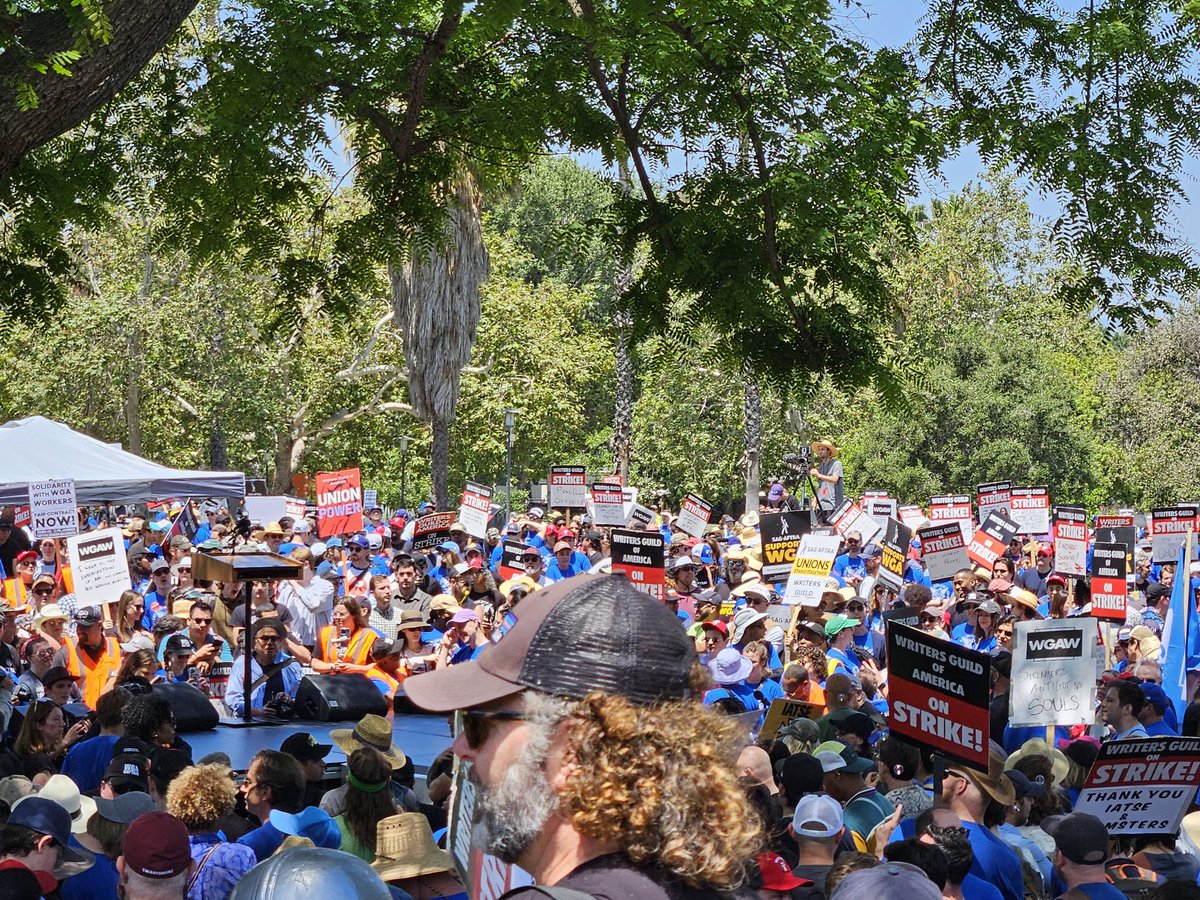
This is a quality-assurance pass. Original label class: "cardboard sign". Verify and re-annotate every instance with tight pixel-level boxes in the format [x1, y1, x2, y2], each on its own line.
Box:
[66, 528, 131, 610]
[1073, 737, 1200, 834]
[591, 482, 626, 527]
[759, 698, 815, 741]
[783, 534, 841, 606]
[917, 522, 971, 582]
[1095, 519, 1137, 589]
[457, 482, 493, 540]
[976, 481, 1012, 527]
[759, 511, 810, 584]
[1009, 487, 1051, 535]
[411, 512, 455, 552]
[609, 528, 665, 601]
[548, 466, 587, 509]
[626, 503, 656, 528]
[315, 468, 363, 538]
[362, 489, 379, 511]
[864, 492, 897, 530]
[828, 499, 882, 547]
[1052, 506, 1089, 577]
[13, 506, 30, 528]
[1009, 619, 1099, 727]
[1090, 542, 1129, 621]
[899, 504, 927, 530]
[930, 494, 974, 543]
[28, 479, 77, 539]
[877, 517, 912, 593]
[243, 495, 307, 527]
[497, 541, 527, 581]
[966, 511, 1020, 570]
[676, 493, 713, 539]
[887, 622, 992, 771]
[1152, 508, 1194, 563]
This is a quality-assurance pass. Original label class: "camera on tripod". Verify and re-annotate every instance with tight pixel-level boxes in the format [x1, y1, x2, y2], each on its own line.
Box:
[781, 448, 812, 472]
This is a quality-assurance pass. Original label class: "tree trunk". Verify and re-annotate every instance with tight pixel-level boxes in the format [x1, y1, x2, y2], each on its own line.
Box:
[125, 325, 142, 456]
[610, 157, 634, 480]
[208, 418, 228, 470]
[0, 1, 200, 180]
[272, 431, 297, 495]
[431, 417, 450, 509]
[743, 358, 762, 516]
[390, 171, 488, 513]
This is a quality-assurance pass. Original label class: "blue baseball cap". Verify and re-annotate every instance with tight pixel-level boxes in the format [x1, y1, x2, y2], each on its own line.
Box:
[8, 797, 92, 864]
[347, 534, 370, 550]
[418, 502, 434, 512]
[1140, 682, 1171, 713]
[325, 537, 343, 549]
[268, 807, 342, 849]
[437, 541, 461, 554]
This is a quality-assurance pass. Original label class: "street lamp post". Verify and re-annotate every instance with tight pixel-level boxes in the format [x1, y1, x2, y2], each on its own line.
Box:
[503, 409, 516, 524]
[399, 435, 410, 510]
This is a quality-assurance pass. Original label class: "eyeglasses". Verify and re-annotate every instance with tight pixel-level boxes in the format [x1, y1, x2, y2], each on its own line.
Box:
[461, 708, 531, 749]
[256, 635, 282, 644]
[32, 588, 54, 597]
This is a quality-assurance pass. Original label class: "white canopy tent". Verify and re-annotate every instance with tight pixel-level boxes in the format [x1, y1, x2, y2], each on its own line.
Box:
[0, 416, 245, 505]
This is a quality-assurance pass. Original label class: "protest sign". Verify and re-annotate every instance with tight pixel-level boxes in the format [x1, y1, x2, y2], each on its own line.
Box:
[976, 481, 1012, 527]
[1052, 506, 1088, 577]
[590, 482, 626, 527]
[548, 466, 587, 509]
[1090, 542, 1129, 621]
[828, 498, 882, 547]
[1151, 508, 1193, 563]
[27, 479, 77, 539]
[621, 486, 639, 522]
[1095, 517, 1137, 588]
[243, 495, 306, 527]
[609, 528, 665, 601]
[1073, 737, 1200, 835]
[458, 482, 493, 539]
[1009, 619, 1098, 728]
[863, 491, 897, 530]
[12, 507, 30, 529]
[765, 603, 793, 638]
[66, 528, 130, 610]
[759, 698, 816, 741]
[899, 504, 927, 530]
[759, 511, 810, 584]
[411, 512, 455, 552]
[362, 489, 378, 510]
[917, 522, 971, 582]
[887, 622, 992, 771]
[676, 493, 713, 538]
[783, 534, 841, 606]
[877, 517, 912, 593]
[597, 474, 623, 486]
[497, 541, 527, 581]
[930, 494, 974, 542]
[626, 503, 656, 528]
[882, 606, 922, 631]
[1009, 487, 1051, 535]
[315, 468, 363, 538]
[966, 510, 1020, 571]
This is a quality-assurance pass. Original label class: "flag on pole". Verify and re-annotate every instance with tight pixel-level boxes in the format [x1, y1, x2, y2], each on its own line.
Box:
[163, 500, 199, 546]
[1161, 529, 1195, 719]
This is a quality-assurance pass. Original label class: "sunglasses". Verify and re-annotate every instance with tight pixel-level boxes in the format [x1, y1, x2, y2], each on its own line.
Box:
[32, 588, 54, 597]
[461, 708, 531, 750]
[191, 617, 212, 625]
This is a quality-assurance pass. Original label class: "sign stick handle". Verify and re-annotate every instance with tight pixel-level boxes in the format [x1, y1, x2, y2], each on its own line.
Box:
[1045, 724, 1055, 746]
[933, 755, 944, 805]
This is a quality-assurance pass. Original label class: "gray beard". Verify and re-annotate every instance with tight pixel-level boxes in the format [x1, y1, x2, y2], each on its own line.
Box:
[471, 751, 558, 863]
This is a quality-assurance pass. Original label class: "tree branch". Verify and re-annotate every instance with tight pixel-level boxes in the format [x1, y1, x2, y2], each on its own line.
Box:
[0, 1, 199, 181]
[334, 308, 398, 380]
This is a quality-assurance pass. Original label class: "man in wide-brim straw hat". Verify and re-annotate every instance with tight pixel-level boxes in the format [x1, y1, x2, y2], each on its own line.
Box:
[808, 438, 844, 515]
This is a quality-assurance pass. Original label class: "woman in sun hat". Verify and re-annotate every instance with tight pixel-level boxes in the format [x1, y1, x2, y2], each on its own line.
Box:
[702, 647, 763, 713]
[321, 714, 420, 819]
[333, 748, 398, 862]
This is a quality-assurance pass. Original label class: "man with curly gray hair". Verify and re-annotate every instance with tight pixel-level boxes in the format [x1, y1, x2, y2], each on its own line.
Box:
[406, 574, 761, 899]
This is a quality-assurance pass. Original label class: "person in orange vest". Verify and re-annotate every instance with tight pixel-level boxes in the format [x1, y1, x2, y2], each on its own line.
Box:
[2, 550, 38, 611]
[364, 641, 403, 701]
[55, 606, 121, 709]
[313, 597, 376, 675]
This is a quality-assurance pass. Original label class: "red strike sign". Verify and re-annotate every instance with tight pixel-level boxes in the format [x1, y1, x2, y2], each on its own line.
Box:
[315, 468, 363, 538]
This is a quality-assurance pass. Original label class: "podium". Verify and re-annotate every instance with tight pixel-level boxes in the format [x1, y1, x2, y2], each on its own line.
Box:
[193, 551, 303, 724]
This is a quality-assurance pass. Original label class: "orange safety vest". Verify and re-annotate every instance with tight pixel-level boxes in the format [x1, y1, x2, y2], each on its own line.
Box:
[1, 579, 30, 610]
[58, 566, 73, 596]
[63, 635, 121, 709]
[318, 625, 376, 665]
[365, 664, 399, 696]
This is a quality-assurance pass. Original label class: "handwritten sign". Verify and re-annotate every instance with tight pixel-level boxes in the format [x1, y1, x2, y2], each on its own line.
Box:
[1009, 619, 1098, 728]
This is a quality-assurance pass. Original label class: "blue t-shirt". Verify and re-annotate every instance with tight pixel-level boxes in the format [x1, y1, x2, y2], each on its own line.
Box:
[60, 734, 120, 795]
[963, 819, 1024, 900]
[61, 844, 118, 900]
[1145, 719, 1177, 737]
[545, 561, 587, 583]
[1063, 883, 1129, 900]
[703, 681, 761, 713]
[832, 553, 866, 585]
[238, 822, 285, 863]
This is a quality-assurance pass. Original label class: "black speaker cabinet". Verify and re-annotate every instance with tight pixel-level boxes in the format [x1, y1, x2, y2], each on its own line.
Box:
[151, 682, 219, 732]
[294, 674, 387, 722]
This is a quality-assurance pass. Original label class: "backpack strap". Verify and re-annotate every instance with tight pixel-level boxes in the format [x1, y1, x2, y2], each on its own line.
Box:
[187, 842, 222, 893]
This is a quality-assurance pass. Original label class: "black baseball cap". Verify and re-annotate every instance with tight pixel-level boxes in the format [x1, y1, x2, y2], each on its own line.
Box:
[40, 666, 73, 689]
[110, 737, 152, 760]
[1051, 813, 1110, 865]
[404, 574, 698, 711]
[74, 607, 102, 628]
[104, 754, 149, 791]
[280, 732, 333, 763]
[163, 634, 196, 658]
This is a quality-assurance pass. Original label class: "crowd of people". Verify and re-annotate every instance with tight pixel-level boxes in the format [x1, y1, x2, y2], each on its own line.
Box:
[0, 450, 1196, 899]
